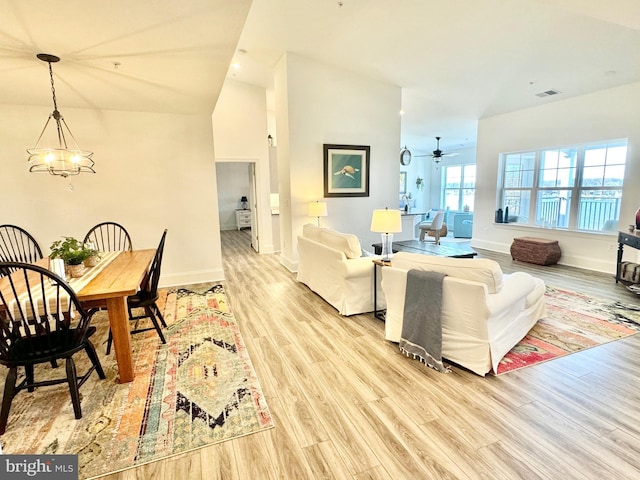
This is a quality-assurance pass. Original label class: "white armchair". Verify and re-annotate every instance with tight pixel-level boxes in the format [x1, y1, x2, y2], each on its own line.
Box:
[297, 224, 383, 315]
[419, 210, 445, 243]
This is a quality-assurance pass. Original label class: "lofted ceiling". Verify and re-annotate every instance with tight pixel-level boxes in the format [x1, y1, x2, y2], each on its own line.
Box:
[0, 0, 251, 114]
[233, 0, 640, 155]
[1, 0, 639, 157]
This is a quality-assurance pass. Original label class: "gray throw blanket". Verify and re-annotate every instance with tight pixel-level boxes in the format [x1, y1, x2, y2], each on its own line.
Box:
[399, 269, 450, 373]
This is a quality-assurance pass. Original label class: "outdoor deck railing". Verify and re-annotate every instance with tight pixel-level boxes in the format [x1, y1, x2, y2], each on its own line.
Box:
[507, 197, 621, 231]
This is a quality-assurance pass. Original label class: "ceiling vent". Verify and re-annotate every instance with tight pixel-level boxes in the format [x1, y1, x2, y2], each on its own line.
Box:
[535, 89, 561, 97]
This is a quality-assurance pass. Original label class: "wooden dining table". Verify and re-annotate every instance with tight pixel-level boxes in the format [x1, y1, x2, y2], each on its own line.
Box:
[33, 249, 156, 383]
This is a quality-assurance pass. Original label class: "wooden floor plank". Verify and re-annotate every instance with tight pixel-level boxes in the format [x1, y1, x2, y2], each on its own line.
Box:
[302, 441, 355, 480]
[198, 441, 240, 480]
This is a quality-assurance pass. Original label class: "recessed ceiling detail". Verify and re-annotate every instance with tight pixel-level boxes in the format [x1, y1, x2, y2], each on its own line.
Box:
[535, 89, 562, 98]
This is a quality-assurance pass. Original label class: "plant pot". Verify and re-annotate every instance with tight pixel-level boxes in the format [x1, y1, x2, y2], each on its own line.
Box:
[68, 263, 86, 278]
[84, 255, 100, 268]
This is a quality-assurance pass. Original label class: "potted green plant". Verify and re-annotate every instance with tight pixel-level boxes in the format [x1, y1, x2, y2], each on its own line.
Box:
[49, 237, 91, 277]
[83, 245, 101, 268]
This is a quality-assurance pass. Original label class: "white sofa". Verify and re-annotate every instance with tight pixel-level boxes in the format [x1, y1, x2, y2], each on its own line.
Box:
[297, 224, 383, 315]
[382, 252, 546, 376]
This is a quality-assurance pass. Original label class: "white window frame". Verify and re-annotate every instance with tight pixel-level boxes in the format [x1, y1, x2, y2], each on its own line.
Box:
[497, 139, 627, 232]
[442, 164, 476, 212]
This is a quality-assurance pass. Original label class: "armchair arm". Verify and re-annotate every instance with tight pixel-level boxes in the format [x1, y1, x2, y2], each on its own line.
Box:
[485, 272, 535, 316]
[338, 256, 381, 279]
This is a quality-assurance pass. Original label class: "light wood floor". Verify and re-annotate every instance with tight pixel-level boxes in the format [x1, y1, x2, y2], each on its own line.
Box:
[106, 230, 640, 480]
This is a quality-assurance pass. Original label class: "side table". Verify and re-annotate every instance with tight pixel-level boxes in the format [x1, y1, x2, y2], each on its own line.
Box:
[235, 209, 252, 230]
[372, 259, 391, 320]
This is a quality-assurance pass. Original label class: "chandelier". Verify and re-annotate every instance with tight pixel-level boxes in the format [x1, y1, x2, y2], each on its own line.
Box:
[27, 53, 95, 177]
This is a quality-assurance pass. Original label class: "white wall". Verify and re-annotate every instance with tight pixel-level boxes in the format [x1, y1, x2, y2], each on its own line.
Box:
[473, 81, 640, 272]
[274, 55, 293, 267]
[0, 104, 224, 286]
[212, 80, 275, 252]
[275, 53, 402, 269]
[268, 146, 281, 252]
[399, 155, 427, 213]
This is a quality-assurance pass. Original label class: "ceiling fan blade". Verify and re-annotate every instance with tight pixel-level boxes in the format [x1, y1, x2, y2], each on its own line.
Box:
[410, 137, 458, 160]
[414, 135, 459, 158]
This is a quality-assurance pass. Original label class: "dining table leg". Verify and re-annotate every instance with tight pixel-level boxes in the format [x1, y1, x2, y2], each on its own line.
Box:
[105, 296, 134, 383]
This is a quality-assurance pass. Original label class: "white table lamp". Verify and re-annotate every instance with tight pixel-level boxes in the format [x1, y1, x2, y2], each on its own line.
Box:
[308, 201, 328, 227]
[370, 207, 402, 261]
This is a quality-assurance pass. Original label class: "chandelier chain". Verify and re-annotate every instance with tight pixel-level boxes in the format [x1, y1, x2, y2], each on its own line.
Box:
[47, 60, 58, 113]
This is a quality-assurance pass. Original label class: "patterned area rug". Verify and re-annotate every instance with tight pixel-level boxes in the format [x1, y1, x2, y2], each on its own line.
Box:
[0, 283, 273, 479]
[495, 285, 640, 374]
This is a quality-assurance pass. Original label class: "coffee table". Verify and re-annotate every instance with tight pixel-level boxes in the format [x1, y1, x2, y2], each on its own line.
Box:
[371, 239, 477, 258]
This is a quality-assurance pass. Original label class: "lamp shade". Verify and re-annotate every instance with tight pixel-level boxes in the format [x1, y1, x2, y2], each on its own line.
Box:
[370, 208, 402, 233]
[308, 201, 328, 218]
[240, 196, 248, 202]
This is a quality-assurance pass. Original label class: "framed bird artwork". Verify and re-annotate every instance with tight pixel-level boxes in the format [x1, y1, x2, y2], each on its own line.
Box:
[323, 144, 370, 197]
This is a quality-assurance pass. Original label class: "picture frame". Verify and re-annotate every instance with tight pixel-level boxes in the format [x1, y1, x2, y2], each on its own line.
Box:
[323, 144, 370, 197]
[399, 171, 407, 194]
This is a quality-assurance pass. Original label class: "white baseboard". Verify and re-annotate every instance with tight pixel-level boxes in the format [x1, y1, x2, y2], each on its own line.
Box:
[160, 268, 225, 288]
[470, 239, 510, 254]
[279, 253, 298, 273]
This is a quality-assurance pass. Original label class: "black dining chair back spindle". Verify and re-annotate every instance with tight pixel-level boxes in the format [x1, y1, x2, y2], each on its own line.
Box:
[83, 222, 133, 252]
[0, 225, 44, 273]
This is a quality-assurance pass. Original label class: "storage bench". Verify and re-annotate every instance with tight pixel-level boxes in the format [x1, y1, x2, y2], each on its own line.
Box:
[510, 237, 561, 266]
[620, 261, 640, 284]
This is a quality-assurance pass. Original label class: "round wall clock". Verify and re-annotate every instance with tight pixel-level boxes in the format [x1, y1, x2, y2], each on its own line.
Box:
[400, 146, 412, 165]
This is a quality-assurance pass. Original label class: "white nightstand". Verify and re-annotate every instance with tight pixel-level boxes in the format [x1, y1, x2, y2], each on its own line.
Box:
[235, 209, 252, 230]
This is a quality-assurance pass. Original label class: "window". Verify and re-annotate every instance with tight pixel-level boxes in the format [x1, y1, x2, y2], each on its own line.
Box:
[498, 140, 627, 231]
[443, 164, 476, 211]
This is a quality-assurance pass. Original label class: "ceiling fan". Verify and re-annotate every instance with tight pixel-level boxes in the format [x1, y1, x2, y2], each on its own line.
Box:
[415, 137, 460, 163]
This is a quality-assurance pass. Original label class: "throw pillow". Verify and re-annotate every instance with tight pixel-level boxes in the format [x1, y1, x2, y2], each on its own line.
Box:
[320, 229, 362, 259]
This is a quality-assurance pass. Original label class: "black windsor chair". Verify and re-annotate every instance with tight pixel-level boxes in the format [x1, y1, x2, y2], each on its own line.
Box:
[106, 229, 168, 354]
[0, 262, 106, 435]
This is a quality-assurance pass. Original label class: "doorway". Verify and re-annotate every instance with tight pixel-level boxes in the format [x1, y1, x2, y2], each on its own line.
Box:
[215, 161, 259, 252]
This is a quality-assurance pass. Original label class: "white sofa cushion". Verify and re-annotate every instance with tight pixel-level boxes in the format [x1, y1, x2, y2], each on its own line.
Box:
[319, 229, 362, 259]
[302, 223, 325, 242]
[391, 252, 504, 293]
